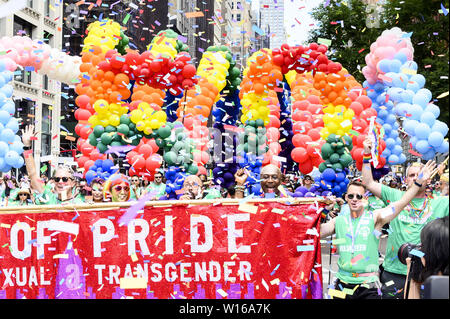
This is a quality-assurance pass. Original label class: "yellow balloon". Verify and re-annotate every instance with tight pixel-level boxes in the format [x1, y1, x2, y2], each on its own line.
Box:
[135, 121, 145, 131]
[109, 114, 120, 126]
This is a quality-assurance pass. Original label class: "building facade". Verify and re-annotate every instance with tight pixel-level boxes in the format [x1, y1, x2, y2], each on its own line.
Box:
[259, 0, 286, 49]
[0, 0, 64, 176]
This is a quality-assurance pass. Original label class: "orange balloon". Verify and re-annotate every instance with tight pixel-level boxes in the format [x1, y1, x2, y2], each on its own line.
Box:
[90, 56, 102, 66]
[104, 71, 115, 82]
[253, 83, 265, 94]
[79, 63, 91, 73]
[114, 74, 129, 87]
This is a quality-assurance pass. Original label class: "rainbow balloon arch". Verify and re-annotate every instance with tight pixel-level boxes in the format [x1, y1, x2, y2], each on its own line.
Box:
[0, 21, 448, 198]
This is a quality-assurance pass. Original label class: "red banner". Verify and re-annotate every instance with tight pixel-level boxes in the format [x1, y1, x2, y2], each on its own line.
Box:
[0, 200, 323, 299]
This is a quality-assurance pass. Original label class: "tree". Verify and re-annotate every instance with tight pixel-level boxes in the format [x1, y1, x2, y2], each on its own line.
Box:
[308, 0, 449, 124]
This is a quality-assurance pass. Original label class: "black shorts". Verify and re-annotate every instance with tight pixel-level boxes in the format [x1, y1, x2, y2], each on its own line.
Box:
[334, 279, 382, 300]
[380, 268, 407, 299]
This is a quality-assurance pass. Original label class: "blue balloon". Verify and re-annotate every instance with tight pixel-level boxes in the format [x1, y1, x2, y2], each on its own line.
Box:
[389, 59, 402, 73]
[410, 136, 418, 148]
[388, 154, 399, 164]
[377, 59, 391, 73]
[395, 102, 409, 116]
[394, 52, 407, 64]
[403, 119, 418, 135]
[420, 111, 436, 128]
[0, 128, 14, 143]
[425, 104, 440, 118]
[382, 148, 391, 158]
[322, 168, 336, 182]
[412, 93, 430, 108]
[335, 172, 345, 183]
[406, 81, 420, 93]
[5, 117, 19, 133]
[414, 123, 431, 140]
[385, 138, 395, 149]
[410, 74, 426, 88]
[422, 150, 435, 161]
[431, 120, 449, 136]
[102, 159, 114, 171]
[0, 109, 10, 125]
[9, 140, 23, 154]
[0, 141, 8, 157]
[4, 150, 19, 166]
[85, 170, 96, 184]
[392, 74, 408, 89]
[402, 60, 418, 71]
[393, 145, 403, 156]
[0, 60, 6, 72]
[398, 153, 407, 164]
[409, 104, 423, 120]
[386, 114, 396, 125]
[374, 82, 385, 92]
[0, 100, 15, 115]
[378, 109, 388, 119]
[416, 140, 430, 154]
[436, 140, 449, 154]
[383, 123, 392, 135]
[428, 131, 444, 148]
[401, 90, 415, 104]
[417, 88, 432, 101]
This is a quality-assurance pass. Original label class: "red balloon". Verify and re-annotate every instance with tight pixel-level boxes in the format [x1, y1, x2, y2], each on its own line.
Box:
[75, 95, 90, 109]
[349, 101, 363, 116]
[84, 160, 95, 171]
[74, 108, 91, 121]
[299, 159, 313, 174]
[307, 128, 321, 141]
[291, 147, 308, 163]
[182, 64, 196, 78]
[356, 95, 372, 109]
[352, 147, 364, 163]
[131, 155, 145, 170]
[138, 144, 153, 158]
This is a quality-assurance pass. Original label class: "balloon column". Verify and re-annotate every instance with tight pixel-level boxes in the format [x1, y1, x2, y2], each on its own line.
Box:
[0, 60, 24, 172]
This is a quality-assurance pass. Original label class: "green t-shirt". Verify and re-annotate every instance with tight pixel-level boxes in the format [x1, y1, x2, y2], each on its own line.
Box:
[34, 187, 84, 205]
[202, 188, 222, 199]
[367, 195, 386, 211]
[146, 183, 166, 199]
[335, 210, 380, 284]
[381, 185, 449, 275]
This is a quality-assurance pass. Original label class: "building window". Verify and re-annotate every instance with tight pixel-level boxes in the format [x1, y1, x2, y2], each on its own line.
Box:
[41, 104, 52, 157]
[237, 14, 241, 22]
[15, 99, 35, 132]
[44, 0, 50, 17]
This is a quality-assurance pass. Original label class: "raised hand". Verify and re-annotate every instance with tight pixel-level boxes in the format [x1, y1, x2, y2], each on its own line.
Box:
[234, 168, 249, 186]
[21, 125, 39, 147]
[417, 160, 438, 185]
[363, 135, 373, 154]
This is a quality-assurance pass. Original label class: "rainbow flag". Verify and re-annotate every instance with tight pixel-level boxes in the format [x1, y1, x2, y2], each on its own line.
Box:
[369, 117, 385, 169]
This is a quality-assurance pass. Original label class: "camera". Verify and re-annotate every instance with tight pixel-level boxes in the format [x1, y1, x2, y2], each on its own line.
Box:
[398, 243, 424, 282]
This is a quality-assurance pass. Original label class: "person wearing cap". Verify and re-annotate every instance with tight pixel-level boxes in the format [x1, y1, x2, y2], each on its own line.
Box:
[103, 174, 131, 202]
[303, 175, 314, 190]
[437, 173, 449, 196]
[8, 188, 34, 206]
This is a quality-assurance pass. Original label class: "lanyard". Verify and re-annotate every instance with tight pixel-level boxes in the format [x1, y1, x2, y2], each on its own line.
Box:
[346, 210, 368, 256]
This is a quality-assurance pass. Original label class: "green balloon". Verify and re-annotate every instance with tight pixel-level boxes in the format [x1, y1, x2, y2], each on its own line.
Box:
[343, 135, 352, 146]
[332, 163, 343, 172]
[105, 125, 116, 133]
[88, 133, 98, 146]
[120, 114, 131, 125]
[247, 120, 256, 128]
[177, 133, 186, 141]
[117, 124, 130, 136]
[329, 153, 340, 164]
[111, 141, 122, 147]
[187, 164, 198, 175]
[131, 136, 141, 146]
[255, 119, 265, 128]
[321, 143, 333, 159]
[339, 153, 353, 167]
[318, 162, 328, 173]
[230, 67, 240, 78]
[157, 125, 171, 139]
[128, 122, 136, 131]
[97, 142, 108, 154]
[163, 151, 177, 166]
[336, 147, 346, 155]
[93, 125, 104, 138]
[100, 133, 113, 145]
[327, 134, 337, 143]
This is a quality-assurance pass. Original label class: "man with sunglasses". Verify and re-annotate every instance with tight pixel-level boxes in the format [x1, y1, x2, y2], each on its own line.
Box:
[178, 175, 221, 200]
[361, 136, 448, 299]
[129, 176, 142, 200]
[21, 125, 84, 205]
[144, 171, 167, 200]
[320, 160, 435, 299]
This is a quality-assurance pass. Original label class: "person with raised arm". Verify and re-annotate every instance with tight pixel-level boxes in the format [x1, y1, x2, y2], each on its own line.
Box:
[360, 135, 448, 299]
[320, 160, 436, 299]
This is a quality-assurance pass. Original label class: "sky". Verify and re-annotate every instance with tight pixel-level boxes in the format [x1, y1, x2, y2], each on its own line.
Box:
[251, 0, 323, 45]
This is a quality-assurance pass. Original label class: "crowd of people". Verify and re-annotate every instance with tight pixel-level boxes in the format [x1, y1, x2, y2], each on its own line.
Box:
[0, 127, 448, 300]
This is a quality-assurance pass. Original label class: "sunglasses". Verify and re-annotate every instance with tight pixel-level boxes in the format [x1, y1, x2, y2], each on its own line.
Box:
[347, 194, 363, 200]
[54, 177, 72, 182]
[155, 176, 162, 179]
[113, 185, 130, 192]
[18, 193, 29, 196]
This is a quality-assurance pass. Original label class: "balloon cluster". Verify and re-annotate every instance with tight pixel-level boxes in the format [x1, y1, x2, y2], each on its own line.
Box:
[126, 137, 161, 178]
[83, 19, 121, 54]
[290, 95, 324, 174]
[164, 166, 188, 199]
[129, 101, 167, 134]
[0, 60, 24, 171]
[204, 46, 241, 94]
[75, 137, 107, 173]
[0, 36, 81, 84]
[85, 158, 118, 184]
[272, 43, 335, 75]
[237, 120, 267, 159]
[362, 27, 414, 85]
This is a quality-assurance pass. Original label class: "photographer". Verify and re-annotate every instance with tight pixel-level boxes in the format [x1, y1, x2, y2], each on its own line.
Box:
[402, 216, 449, 299]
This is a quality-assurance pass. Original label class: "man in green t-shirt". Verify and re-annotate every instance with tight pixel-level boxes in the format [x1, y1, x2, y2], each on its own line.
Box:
[320, 162, 435, 299]
[21, 125, 83, 205]
[361, 136, 448, 299]
[144, 171, 167, 200]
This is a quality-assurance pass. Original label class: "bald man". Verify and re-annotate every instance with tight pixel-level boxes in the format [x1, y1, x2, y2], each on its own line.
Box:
[234, 164, 287, 198]
[179, 175, 222, 200]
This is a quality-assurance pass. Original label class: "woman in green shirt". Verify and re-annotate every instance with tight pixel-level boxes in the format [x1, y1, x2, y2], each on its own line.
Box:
[320, 161, 435, 299]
